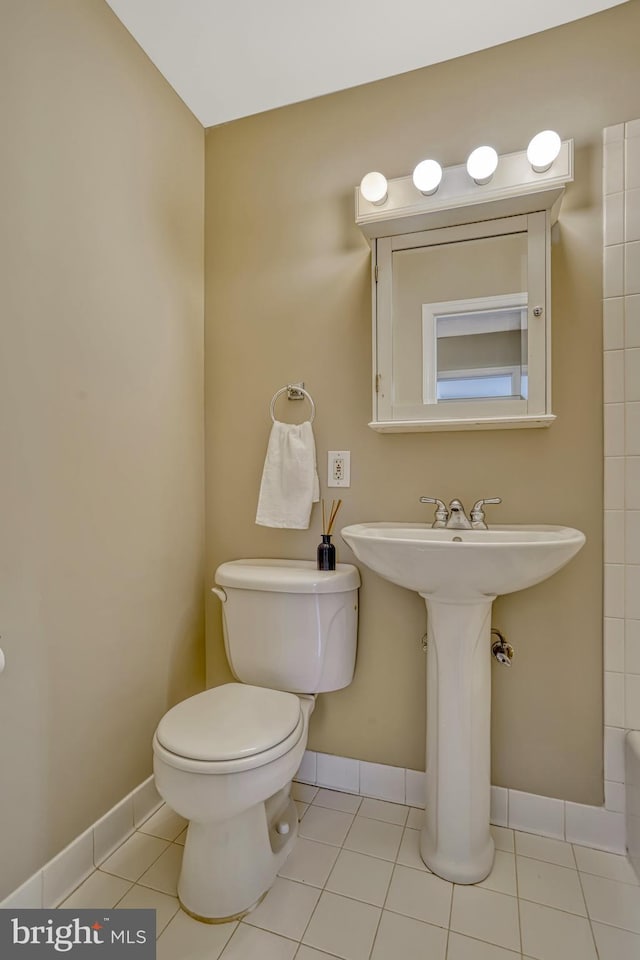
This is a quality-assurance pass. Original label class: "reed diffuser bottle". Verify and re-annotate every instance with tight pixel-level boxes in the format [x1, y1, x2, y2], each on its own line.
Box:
[317, 499, 342, 571]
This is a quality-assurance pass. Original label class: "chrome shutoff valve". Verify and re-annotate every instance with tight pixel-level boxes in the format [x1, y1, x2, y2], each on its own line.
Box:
[491, 629, 514, 666]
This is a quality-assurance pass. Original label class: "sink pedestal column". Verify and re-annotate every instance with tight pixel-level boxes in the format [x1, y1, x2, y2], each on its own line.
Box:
[419, 596, 495, 884]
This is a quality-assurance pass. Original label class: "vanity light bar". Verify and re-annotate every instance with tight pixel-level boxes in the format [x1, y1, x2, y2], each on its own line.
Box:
[355, 135, 573, 239]
[361, 131, 562, 204]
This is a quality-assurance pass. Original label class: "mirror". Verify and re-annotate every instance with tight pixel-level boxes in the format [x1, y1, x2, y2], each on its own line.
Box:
[372, 213, 553, 431]
[428, 293, 527, 402]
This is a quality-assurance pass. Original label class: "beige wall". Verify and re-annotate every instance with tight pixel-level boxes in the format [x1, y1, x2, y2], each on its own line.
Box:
[205, 0, 640, 807]
[0, 0, 205, 897]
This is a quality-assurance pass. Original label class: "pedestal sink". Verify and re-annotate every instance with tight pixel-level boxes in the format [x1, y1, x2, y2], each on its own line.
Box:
[341, 522, 585, 884]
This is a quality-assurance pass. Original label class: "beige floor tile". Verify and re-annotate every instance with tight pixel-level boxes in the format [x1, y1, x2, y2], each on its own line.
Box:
[515, 832, 575, 868]
[358, 798, 408, 826]
[139, 805, 188, 842]
[294, 801, 309, 820]
[476, 851, 516, 897]
[313, 789, 362, 814]
[396, 828, 429, 872]
[573, 844, 639, 884]
[115, 884, 180, 935]
[446, 932, 521, 960]
[298, 806, 354, 846]
[385, 864, 452, 927]
[60, 870, 132, 909]
[580, 872, 640, 933]
[592, 920, 640, 960]
[292, 784, 318, 803]
[370, 909, 447, 960]
[325, 849, 393, 906]
[295, 947, 337, 960]
[406, 808, 424, 830]
[278, 838, 339, 887]
[138, 843, 182, 896]
[156, 909, 236, 960]
[175, 828, 187, 845]
[100, 833, 170, 881]
[302, 891, 381, 960]
[220, 924, 297, 960]
[450, 885, 520, 953]
[516, 856, 586, 916]
[343, 817, 403, 861]
[519, 899, 597, 960]
[490, 826, 514, 853]
[244, 877, 320, 941]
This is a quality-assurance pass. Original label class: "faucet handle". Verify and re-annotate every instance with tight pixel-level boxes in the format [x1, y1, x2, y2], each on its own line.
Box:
[470, 498, 502, 528]
[419, 497, 448, 528]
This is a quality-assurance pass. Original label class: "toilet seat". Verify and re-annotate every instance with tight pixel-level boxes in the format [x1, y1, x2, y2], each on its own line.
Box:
[154, 683, 305, 775]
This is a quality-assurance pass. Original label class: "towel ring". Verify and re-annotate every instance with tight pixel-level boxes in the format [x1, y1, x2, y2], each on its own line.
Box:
[270, 385, 316, 424]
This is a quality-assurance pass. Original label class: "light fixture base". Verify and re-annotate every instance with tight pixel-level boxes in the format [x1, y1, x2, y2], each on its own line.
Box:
[355, 140, 573, 239]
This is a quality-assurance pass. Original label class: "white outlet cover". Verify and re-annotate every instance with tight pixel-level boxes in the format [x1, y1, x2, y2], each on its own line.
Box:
[328, 450, 351, 488]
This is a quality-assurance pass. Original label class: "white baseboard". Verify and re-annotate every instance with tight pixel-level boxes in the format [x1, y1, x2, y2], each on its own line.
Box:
[2, 749, 628, 909]
[0, 776, 162, 910]
[295, 750, 627, 855]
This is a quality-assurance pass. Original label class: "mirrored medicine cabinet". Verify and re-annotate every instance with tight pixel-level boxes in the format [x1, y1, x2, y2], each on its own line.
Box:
[355, 141, 574, 432]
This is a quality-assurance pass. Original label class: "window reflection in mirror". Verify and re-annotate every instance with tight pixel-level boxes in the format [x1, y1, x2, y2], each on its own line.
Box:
[427, 295, 528, 404]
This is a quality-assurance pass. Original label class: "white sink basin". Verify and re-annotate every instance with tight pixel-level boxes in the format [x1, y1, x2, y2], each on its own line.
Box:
[341, 523, 585, 599]
[341, 519, 586, 885]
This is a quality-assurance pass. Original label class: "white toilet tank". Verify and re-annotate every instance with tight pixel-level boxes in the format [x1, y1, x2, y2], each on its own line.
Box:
[214, 559, 360, 693]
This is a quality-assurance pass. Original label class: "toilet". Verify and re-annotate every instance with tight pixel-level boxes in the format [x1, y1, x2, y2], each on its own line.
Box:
[152, 558, 360, 922]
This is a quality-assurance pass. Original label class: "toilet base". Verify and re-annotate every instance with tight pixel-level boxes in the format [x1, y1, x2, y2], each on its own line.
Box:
[178, 888, 269, 925]
[178, 790, 298, 922]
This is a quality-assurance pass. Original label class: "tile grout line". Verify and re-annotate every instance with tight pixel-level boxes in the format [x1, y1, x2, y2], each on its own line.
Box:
[98, 829, 181, 918]
[514, 835, 524, 958]
[443, 863, 455, 959]
[291, 810, 365, 959]
[372, 849, 401, 958]
[573, 852, 600, 958]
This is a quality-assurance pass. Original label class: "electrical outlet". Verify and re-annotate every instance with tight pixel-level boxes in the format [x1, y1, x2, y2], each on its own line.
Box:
[328, 450, 350, 487]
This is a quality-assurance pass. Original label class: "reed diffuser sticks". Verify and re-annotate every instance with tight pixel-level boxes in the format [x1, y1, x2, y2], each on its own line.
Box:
[322, 498, 342, 536]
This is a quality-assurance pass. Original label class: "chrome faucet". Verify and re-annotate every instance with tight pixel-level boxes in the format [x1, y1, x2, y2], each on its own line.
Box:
[419, 496, 501, 529]
[447, 499, 472, 529]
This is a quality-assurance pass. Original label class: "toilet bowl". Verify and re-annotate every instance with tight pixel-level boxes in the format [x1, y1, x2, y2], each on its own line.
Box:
[152, 559, 360, 922]
[154, 684, 314, 921]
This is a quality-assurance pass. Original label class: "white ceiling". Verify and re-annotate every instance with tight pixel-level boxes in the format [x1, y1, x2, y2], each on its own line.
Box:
[104, 0, 627, 127]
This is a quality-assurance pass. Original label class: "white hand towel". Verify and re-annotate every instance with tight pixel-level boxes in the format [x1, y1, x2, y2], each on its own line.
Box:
[256, 420, 320, 529]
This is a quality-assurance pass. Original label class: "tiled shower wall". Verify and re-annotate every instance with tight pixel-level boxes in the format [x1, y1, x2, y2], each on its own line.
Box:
[603, 119, 640, 818]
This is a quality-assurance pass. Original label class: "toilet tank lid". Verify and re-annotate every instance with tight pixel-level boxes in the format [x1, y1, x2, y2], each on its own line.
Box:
[215, 559, 360, 593]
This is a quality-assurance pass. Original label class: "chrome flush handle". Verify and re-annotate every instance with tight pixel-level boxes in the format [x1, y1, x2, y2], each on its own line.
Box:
[470, 498, 502, 529]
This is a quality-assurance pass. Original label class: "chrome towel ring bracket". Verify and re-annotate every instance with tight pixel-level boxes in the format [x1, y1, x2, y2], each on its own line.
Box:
[269, 383, 316, 423]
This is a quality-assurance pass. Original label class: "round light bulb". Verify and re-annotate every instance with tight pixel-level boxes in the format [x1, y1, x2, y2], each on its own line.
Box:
[466, 146, 499, 185]
[527, 130, 562, 173]
[360, 171, 388, 205]
[412, 159, 443, 196]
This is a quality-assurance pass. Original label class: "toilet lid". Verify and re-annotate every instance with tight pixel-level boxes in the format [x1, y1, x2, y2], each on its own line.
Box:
[155, 683, 302, 762]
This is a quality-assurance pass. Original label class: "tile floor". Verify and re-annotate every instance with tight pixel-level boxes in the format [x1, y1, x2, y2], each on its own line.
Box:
[58, 785, 640, 960]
